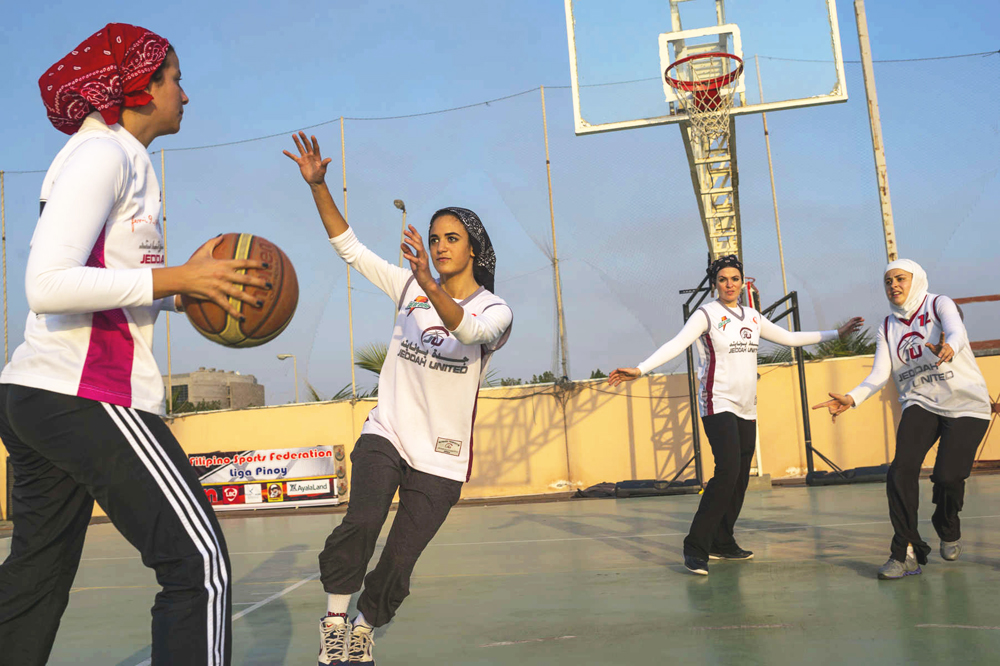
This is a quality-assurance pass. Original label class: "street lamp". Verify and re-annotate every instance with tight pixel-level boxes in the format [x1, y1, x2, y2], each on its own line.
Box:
[394, 199, 406, 267]
[276, 354, 298, 404]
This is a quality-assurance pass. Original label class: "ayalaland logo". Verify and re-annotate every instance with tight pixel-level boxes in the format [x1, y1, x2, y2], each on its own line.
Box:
[421, 326, 450, 347]
[897, 331, 925, 363]
[406, 296, 430, 315]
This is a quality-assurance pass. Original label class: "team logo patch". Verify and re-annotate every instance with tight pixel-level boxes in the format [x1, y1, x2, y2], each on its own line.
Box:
[421, 326, 450, 347]
[435, 437, 463, 456]
[740, 327, 753, 340]
[897, 331, 925, 363]
[406, 296, 430, 315]
[718, 316, 731, 331]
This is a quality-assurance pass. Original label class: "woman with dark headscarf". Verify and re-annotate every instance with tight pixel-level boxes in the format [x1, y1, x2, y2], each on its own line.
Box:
[609, 255, 863, 576]
[815, 259, 994, 580]
[0, 23, 266, 665]
[285, 132, 512, 665]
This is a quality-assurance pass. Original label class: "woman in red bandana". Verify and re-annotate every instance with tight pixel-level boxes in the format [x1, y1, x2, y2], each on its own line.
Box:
[0, 24, 265, 666]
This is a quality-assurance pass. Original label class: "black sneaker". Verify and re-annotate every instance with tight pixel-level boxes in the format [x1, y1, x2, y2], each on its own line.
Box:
[684, 555, 708, 575]
[709, 548, 754, 561]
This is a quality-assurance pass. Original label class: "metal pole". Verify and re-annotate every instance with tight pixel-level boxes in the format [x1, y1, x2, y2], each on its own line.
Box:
[754, 56, 791, 304]
[341, 118, 357, 398]
[683, 303, 705, 486]
[397, 209, 407, 267]
[1, 170, 8, 366]
[292, 355, 299, 404]
[854, 0, 898, 262]
[161, 151, 173, 414]
[791, 292, 816, 474]
[540, 86, 570, 379]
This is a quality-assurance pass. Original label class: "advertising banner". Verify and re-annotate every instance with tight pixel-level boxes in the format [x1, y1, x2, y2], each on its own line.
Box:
[189, 445, 347, 511]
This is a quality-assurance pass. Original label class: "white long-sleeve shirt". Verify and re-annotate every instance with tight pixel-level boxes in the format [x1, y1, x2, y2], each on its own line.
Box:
[330, 228, 512, 482]
[636, 300, 837, 419]
[847, 294, 990, 420]
[1, 113, 177, 413]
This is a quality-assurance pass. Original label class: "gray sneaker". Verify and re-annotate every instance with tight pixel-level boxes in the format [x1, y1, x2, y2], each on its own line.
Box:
[877, 556, 922, 580]
[940, 540, 962, 561]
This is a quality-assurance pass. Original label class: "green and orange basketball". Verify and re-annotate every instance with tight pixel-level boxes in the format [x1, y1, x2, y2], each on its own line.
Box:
[182, 233, 299, 348]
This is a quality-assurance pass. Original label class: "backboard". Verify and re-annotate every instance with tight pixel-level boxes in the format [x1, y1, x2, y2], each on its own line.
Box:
[565, 0, 848, 135]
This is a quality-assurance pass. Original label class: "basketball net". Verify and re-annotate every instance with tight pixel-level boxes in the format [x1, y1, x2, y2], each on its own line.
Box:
[665, 53, 744, 140]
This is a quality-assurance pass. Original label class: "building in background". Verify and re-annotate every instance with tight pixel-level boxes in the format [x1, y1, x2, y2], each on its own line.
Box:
[164, 367, 265, 411]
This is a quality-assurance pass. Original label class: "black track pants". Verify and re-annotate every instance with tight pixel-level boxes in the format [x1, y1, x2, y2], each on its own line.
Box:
[886, 404, 989, 563]
[0, 384, 232, 666]
[683, 412, 757, 561]
[318, 434, 462, 627]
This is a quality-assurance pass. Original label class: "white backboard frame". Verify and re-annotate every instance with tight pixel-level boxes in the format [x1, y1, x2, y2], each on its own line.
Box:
[565, 0, 849, 136]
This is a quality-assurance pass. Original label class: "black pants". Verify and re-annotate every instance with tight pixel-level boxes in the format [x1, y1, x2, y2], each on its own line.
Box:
[683, 412, 757, 561]
[0, 385, 232, 666]
[319, 434, 462, 627]
[886, 405, 989, 563]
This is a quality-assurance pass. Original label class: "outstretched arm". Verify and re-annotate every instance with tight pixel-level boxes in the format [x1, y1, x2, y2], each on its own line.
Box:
[759, 316, 863, 347]
[285, 132, 410, 302]
[608, 310, 709, 386]
[812, 321, 890, 421]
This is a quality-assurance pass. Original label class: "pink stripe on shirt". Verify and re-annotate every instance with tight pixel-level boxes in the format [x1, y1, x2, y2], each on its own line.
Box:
[77, 229, 135, 406]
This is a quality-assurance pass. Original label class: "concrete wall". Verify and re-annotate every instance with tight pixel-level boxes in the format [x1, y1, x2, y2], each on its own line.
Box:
[2, 355, 999, 519]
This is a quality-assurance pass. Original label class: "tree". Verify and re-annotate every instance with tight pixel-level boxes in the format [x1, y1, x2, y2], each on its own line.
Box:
[531, 370, 557, 384]
[500, 377, 523, 386]
[589, 369, 608, 379]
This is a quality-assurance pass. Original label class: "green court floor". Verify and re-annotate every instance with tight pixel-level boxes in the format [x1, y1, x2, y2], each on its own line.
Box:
[4, 476, 1000, 665]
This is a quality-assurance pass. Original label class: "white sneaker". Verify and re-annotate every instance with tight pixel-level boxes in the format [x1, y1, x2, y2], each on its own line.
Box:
[319, 615, 351, 665]
[347, 623, 376, 664]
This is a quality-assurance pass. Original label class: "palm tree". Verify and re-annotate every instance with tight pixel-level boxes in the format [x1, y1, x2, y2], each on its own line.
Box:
[758, 323, 875, 365]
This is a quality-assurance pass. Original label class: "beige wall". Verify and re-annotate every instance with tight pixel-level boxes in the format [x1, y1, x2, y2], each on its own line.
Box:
[2, 355, 999, 518]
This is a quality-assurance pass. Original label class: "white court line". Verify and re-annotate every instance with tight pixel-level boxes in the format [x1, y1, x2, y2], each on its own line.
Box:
[693, 624, 793, 631]
[916, 624, 1000, 631]
[133, 573, 320, 666]
[78, 513, 1000, 562]
[481, 635, 576, 647]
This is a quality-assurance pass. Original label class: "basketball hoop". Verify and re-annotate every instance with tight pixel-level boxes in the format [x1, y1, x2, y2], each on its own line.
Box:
[665, 52, 744, 140]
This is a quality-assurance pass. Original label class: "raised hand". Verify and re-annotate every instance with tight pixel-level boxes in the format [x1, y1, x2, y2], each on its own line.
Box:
[178, 237, 270, 319]
[837, 316, 865, 340]
[925, 331, 954, 366]
[401, 225, 434, 289]
[283, 131, 332, 185]
[812, 392, 855, 423]
[608, 367, 641, 387]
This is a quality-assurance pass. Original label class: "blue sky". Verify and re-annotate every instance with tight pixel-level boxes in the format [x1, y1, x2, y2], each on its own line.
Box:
[1, 1, 998, 405]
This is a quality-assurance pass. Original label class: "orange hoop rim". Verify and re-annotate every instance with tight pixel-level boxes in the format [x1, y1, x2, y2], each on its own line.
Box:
[664, 52, 744, 93]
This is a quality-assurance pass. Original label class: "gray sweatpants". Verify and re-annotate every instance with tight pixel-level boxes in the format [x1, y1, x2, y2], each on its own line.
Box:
[318, 434, 462, 627]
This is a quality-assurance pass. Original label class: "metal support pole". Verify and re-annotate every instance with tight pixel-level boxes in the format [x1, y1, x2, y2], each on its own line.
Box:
[854, 0, 898, 262]
[541, 86, 570, 379]
[754, 56, 791, 324]
[341, 118, 357, 398]
[1, 170, 8, 366]
[161, 151, 173, 413]
[682, 303, 705, 485]
[292, 355, 299, 404]
[790, 292, 816, 474]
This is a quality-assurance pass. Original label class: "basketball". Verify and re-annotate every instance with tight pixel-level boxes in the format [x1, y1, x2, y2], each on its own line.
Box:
[182, 233, 299, 348]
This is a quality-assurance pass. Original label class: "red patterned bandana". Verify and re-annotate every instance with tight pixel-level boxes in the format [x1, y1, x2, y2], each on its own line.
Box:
[39, 23, 171, 135]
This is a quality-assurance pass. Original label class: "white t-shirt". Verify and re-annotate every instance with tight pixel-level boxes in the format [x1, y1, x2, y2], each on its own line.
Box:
[1, 113, 177, 414]
[636, 300, 837, 419]
[330, 228, 513, 482]
[847, 294, 991, 420]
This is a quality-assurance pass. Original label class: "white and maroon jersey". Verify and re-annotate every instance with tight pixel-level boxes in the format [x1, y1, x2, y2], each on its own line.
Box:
[1, 113, 176, 414]
[847, 294, 991, 420]
[330, 228, 512, 482]
[636, 300, 837, 419]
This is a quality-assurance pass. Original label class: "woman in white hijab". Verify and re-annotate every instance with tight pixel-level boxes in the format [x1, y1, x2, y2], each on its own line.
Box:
[815, 259, 993, 580]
